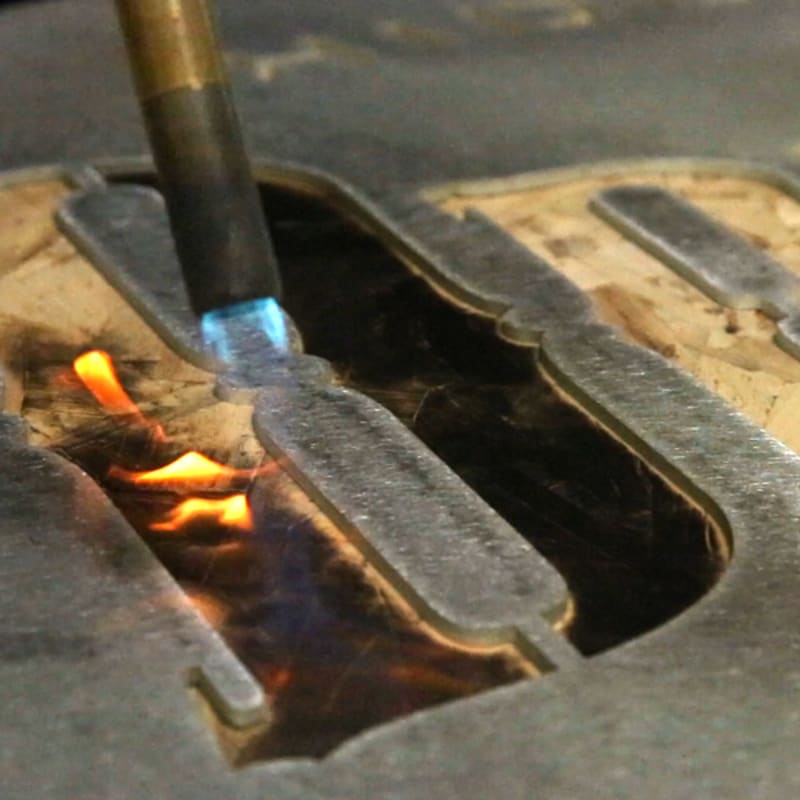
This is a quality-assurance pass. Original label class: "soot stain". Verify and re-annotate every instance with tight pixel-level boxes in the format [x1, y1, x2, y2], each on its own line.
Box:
[21, 351, 531, 762]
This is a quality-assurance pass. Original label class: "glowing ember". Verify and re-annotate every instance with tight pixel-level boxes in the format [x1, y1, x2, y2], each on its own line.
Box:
[150, 494, 253, 532]
[73, 350, 163, 438]
[262, 667, 293, 693]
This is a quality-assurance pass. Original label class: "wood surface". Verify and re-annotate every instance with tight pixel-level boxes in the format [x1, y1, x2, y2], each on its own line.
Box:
[0, 179, 211, 419]
[441, 170, 800, 454]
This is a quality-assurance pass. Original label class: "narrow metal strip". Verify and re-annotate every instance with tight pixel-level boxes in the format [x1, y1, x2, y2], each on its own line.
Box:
[591, 184, 800, 318]
[56, 184, 215, 369]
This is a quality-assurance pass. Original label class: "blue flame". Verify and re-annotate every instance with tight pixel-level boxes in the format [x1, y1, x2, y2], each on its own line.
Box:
[257, 297, 290, 353]
[201, 297, 289, 363]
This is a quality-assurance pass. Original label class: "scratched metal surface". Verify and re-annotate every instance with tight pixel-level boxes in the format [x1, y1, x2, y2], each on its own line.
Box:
[592, 183, 800, 359]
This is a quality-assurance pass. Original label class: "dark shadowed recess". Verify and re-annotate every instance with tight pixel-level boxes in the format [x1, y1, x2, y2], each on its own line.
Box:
[260, 182, 727, 656]
[23, 347, 531, 763]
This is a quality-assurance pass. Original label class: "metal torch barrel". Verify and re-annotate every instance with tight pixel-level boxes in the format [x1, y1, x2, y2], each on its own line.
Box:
[114, 0, 282, 315]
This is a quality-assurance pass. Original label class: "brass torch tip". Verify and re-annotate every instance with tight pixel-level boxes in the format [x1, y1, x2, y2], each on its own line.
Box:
[115, 0, 225, 101]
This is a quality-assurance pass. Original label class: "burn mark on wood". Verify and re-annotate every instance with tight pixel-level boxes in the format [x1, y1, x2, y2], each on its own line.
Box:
[21, 346, 532, 762]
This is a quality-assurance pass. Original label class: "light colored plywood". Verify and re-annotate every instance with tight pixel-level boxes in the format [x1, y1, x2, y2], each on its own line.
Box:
[441, 171, 800, 453]
[0, 179, 210, 414]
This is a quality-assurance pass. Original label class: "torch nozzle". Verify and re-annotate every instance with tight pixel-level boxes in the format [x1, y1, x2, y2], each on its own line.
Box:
[201, 298, 290, 364]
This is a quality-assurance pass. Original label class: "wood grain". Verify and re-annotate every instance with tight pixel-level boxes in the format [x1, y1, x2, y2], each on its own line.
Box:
[0, 179, 210, 416]
[441, 170, 800, 453]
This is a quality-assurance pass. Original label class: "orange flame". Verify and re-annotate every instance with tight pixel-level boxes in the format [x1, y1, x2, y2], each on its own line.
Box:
[110, 451, 241, 486]
[72, 350, 265, 535]
[73, 350, 164, 439]
[108, 450, 282, 492]
[74, 350, 141, 415]
[150, 494, 253, 532]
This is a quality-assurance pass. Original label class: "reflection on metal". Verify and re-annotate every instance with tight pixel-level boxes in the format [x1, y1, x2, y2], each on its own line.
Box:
[592, 183, 800, 359]
[115, 0, 226, 100]
[0, 408, 270, 784]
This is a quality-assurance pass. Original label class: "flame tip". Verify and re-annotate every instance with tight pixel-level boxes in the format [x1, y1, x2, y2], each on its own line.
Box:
[150, 494, 253, 532]
[73, 350, 265, 536]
